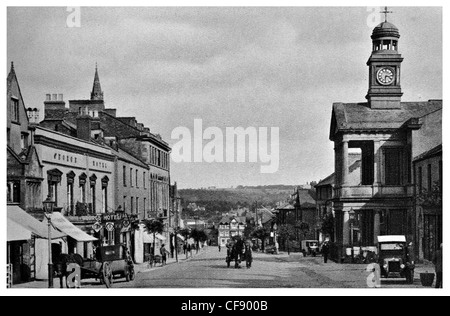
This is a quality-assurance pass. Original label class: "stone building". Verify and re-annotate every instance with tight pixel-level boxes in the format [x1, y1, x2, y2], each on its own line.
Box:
[218, 216, 246, 247]
[7, 62, 43, 212]
[6, 63, 70, 284]
[39, 66, 173, 263]
[411, 108, 442, 262]
[328, 20, 442, 261]
[276, 188, 317, 244]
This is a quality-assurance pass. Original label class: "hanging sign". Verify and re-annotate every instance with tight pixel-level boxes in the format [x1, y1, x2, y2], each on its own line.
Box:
[105, 222, 115, 232]
[92, 222, 102, 233]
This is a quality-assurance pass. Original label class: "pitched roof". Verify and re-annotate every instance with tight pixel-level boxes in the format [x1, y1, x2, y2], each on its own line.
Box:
[413, 144, 442, 162]
[111, 147, 148, 169]
[330, 101, 442, 140]
[91, 65, 103, 100]
[316, 173, 335, 187]
[219, 216, 246, 224]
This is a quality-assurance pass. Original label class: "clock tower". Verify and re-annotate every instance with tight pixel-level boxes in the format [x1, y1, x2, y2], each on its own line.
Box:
[366, 19, 403, 109]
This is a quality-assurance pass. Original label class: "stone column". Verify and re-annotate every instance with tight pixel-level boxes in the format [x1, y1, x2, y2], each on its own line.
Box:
[374, 141, 382, 185]
[342, 141, 349, 186]
[373, 211, 381, 244]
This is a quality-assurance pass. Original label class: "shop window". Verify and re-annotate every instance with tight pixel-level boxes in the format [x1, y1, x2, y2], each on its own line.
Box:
[102, 176, 109, 214]
[79, 173, 87, 203]
[90, 174, 97, 214]
[67, 172, 75, 215]
[47, 169, 62, 207]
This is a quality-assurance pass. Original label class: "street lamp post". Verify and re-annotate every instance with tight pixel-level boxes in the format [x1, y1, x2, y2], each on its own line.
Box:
[43, 195, 55, 288]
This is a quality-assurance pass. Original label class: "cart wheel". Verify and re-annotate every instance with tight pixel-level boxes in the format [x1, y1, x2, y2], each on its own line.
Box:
[125, 266, 132, 282]
[102, 262, 113, 288]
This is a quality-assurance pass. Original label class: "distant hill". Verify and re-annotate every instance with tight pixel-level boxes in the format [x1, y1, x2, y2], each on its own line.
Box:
[179, 185, 316, 223]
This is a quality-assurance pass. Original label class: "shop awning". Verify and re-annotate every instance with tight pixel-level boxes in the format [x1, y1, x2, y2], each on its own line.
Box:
[143, 232, 166, 243]
[177, 234, 185, 241]
[7, 205, 66, 240]
[8, 218, 31, 241]
[50, 212, 97, 242]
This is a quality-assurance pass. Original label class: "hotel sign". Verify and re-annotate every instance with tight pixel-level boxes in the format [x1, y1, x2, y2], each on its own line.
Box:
[78, 213, 138, 223]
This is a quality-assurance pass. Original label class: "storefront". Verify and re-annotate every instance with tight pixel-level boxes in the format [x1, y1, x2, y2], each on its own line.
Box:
[7, 205, 67, 283]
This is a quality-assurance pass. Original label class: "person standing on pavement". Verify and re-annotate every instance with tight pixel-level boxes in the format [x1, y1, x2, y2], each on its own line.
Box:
[232, 242, 241, 269]
[187, 243, 192, 258]
[433, 244, 443, 288]
[218, 244, 221, 252]
[322, 241, 330, 264]
[245, 242, 253, 269]
[160, 244, 168, 266]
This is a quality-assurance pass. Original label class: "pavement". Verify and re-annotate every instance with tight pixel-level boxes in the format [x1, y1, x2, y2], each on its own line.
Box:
[9, 247, 439, 289]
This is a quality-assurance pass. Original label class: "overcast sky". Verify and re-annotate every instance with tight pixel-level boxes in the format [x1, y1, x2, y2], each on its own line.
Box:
[7, 7, 442, 189]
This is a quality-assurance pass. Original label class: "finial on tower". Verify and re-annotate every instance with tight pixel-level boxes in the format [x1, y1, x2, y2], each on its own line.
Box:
[381, 6, 393, 22]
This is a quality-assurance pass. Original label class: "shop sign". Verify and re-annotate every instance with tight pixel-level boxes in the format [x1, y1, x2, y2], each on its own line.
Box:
[105, 222, 115, 232]
[92, 222, 102, 232]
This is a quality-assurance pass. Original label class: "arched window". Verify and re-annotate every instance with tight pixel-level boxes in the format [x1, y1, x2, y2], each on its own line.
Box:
[79, 173, 87, 204]
[47, 169, 63, 207]
[101, 176, 109, 213]
[89, 174, 97, 214]
[67, 171, 75, 215]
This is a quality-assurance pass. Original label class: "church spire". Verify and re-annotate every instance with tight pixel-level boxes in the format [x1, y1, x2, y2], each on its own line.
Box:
[91, 63, 104, 101]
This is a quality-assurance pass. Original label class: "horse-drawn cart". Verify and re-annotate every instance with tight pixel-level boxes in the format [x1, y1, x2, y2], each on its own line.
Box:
[57, 244, 135, 288]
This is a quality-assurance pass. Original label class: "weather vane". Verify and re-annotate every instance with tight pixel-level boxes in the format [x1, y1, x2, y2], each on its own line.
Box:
[381, 6, 393, 22]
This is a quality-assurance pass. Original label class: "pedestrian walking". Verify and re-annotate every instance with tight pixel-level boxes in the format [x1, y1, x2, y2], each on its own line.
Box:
[245, 242, 253, 269]
[322, 241, 330, 264]
[219, 244, 221, 252]
[187, 244, 192, 258]
[433, 244, 443, 288]
[226, 242, 232, 268]
[183, 243, 187, 255]
[160, 244, 168, 266]
[232, 242, 241, 269]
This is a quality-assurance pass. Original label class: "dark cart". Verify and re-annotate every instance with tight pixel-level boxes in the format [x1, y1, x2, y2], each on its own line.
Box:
[58, 244, 135, 288]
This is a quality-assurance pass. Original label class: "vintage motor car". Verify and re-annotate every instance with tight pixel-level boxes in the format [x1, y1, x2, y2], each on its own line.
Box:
[377, 236, 415, 284]
[301, 240, 320, 257]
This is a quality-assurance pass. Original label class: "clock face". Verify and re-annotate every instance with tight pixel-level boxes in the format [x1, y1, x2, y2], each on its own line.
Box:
[377, 68, 395, 85]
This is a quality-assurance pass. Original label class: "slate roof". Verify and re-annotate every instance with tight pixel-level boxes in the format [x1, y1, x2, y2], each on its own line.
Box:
[219, 216, 246, 225]
[330, 101, 442, 140]
[413, 144, 442, 163]
[111, 147, 149, 169]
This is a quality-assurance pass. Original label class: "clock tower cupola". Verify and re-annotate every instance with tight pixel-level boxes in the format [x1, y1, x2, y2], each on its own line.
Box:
[366, 8, 403, 109]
